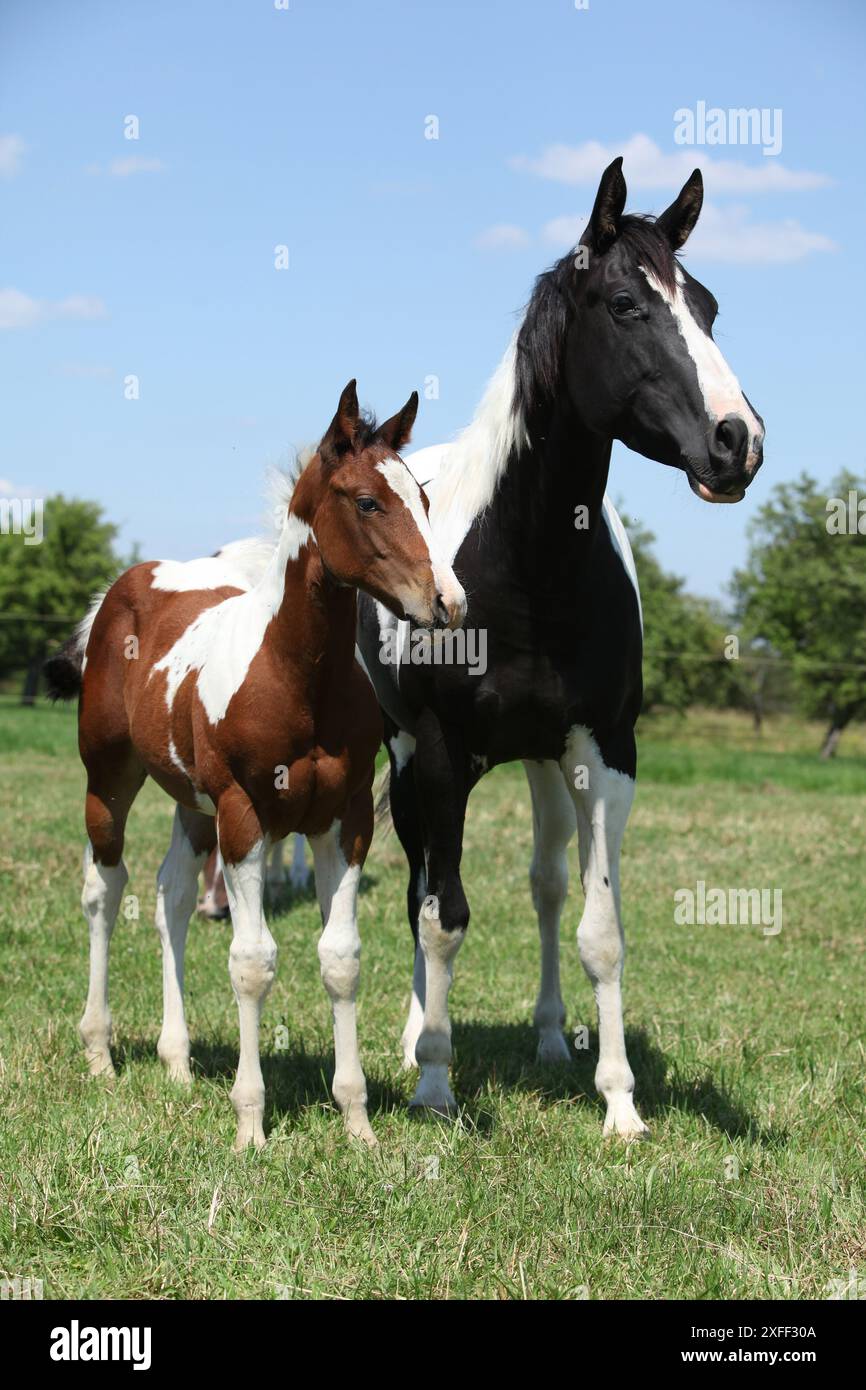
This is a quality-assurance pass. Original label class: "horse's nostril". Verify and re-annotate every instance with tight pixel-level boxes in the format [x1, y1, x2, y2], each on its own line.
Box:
[713, 415, 749, 466]
[434, 593, 449, 625]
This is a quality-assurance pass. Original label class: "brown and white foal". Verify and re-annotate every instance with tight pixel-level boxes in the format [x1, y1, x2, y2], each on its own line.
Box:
[47, 383, 466, 1150]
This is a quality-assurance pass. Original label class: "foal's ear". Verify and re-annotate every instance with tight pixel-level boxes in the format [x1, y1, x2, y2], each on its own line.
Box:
[656, 169, 703, 250]
[582, 156, 627, 255]
[320, 379, 361, 464]
[376, 391, 419, 454]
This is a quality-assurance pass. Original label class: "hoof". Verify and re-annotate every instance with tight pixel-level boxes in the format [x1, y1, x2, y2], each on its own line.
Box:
[536, 1031, 572, 1065]
[602, 1095, 650, 1141]
[409, 1067, 457, 1117]
[84, 1048, 116, 1080]
[344, 1110, 378, 1148]
[232, 1108, 266, 1152]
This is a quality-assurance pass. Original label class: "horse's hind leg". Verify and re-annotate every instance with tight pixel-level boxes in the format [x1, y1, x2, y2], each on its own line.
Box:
[155, 805, 215, 1082]
[560, 727, 648, 1139]
[523, 759, 576, 1063]
[79, 753, 145, 1077]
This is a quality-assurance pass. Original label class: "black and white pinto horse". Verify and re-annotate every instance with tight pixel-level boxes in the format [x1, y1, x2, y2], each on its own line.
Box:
[357, 159, 764, 1138]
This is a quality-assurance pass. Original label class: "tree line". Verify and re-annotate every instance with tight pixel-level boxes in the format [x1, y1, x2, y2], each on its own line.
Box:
[1, 475, 865, 756]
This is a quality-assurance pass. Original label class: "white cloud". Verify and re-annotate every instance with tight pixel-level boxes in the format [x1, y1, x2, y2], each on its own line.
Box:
[474, 223, 531, 251]
[0, 134, 25, 177]
[687, 202, 837, 263]
[511, 132, 830, 196]
[0, 289, 108, 330]
[107, 156, 165, 177]
[540, 200, 834, 264]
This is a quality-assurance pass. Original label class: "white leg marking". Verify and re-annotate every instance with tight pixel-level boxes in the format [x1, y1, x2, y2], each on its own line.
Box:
[410, 896, 464, 1114]
[79, 847, 128, 1077]
[309, 826, 375, 1146]
[222, 840, 276, 1151]
[524, 760, 576, 1064]
[154, 809, 207, 1082]
[400, 865, 428, 1068]
[561, 730, 648, 1140]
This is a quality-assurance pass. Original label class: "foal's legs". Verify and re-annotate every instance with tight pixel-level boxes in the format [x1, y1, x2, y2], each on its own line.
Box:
[560, 728, 648, 1139]
[219, 801, 275, 1151]
[79, 754, 145, 1077]
[410, 709, 471, 1114]
[523, 759, 576, 1063]
[309, 793, 376, 1146]
[154, 805, 215, 1081]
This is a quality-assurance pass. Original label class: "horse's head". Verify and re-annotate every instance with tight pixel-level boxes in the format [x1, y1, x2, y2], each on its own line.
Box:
[565, 157, 764, 502]
[301, 381, 466, 628]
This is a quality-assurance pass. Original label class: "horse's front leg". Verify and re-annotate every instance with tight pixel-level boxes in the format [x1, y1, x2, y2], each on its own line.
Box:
[219, 795, 276, 1151]
[410, 709, 471, 1115]
[309, 790, 376, 1147]
[561, 728, 648, 1139]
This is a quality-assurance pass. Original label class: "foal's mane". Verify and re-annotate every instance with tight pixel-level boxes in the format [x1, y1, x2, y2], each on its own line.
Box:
[513, 215, 679, 427]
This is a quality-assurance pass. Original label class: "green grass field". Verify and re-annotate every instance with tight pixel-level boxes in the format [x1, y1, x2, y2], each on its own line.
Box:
[1, 700, 864, 1300]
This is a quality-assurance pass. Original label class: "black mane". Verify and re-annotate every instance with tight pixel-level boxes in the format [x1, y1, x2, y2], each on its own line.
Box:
[513, 215, 679, 428]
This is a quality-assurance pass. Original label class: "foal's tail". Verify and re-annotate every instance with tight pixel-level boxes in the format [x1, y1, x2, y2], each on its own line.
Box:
[43, 593, 106, 701]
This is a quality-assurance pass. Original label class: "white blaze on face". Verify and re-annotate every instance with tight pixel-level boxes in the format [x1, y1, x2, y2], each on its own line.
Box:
[375, 456, 467, 627]
[641, 266, 763, 473]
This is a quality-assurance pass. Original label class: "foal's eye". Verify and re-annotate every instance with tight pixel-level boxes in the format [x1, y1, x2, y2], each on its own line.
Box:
[356, 496, 379, 514]
[610, 292, 637, 316]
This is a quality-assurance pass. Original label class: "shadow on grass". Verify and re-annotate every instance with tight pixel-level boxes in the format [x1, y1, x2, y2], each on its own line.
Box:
[111, 1017, 785, 1149]
[111, 1035, 404, 1132]
[449, 1020, 788, 1147]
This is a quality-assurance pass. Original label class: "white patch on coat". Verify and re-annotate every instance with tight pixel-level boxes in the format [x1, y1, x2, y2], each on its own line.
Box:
[152, 514, 314, 725]
[641, 266, 763, 462]
[150, 555, 252, 593]
[601, 496, 643, 631]
[389, 729, 416, 773]
[375, 456, 466, 622]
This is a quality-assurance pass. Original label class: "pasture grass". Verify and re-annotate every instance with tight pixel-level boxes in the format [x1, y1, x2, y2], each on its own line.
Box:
[0, 700, 864, 1300]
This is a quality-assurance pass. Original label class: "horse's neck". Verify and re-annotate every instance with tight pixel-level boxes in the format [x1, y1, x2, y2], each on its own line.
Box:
[255, 508, 357, 682]
[481, 401, 613, 589]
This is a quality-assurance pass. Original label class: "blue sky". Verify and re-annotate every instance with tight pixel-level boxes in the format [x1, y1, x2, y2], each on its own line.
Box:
[1, 0, 864, 602]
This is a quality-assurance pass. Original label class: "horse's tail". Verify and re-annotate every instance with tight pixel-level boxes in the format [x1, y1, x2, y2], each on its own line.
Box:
[373, 763, 392, 835]
[43, 592, 106, 702]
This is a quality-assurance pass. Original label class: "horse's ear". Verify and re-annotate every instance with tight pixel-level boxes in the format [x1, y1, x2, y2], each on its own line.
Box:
[656, 169, 703, 250]
[320, 379, 360, 464]
[582, 156, 627, 255]
[376, 391, 419, 453]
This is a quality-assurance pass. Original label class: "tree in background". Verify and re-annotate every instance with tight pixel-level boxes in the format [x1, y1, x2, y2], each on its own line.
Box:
[623, 517, 741, 714]
[733, 471, 866, 757]
[0, 495, 121, 703]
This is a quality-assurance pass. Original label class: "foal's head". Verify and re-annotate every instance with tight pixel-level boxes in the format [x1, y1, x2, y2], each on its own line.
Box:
[524, 158, 764, 503]
[295, 382, 466, 629]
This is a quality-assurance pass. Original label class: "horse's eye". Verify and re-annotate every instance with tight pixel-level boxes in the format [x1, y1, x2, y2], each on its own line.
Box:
[611, 292, 637, 316]
[356, 496, 379, 514]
